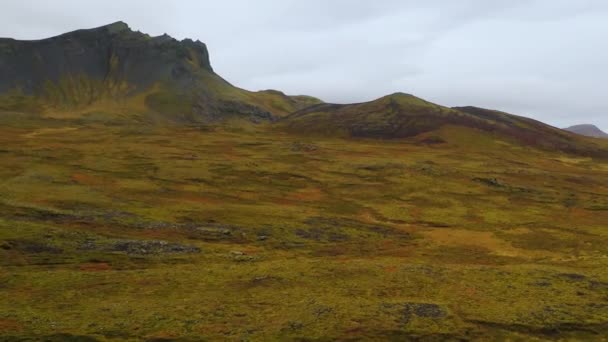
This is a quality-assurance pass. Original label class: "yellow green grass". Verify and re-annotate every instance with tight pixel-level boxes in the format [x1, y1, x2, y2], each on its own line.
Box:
[0, 116, 607, 340]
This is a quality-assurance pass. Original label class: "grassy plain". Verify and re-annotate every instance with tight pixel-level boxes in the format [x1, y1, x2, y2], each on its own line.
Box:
[1, 115, 607, 341]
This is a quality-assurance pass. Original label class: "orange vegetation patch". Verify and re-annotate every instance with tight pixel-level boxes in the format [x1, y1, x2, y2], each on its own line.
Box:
[357, 209, 378, 224]
[244, 246, 262, 254]
[285, 187, 325, 202]
[410, 207, 423, 222]
[384, 265, 398, 273]
[0, 319, 23, 333]
[464, 287, 478, 298]
[71, 172, 105, 186]
[568, 207, 592, 219]
[465, 208, 485, 224]
[215, 142, 242, 161]
[79, 262, 112, 272]
[236, 190, 261, 201]
[271, 196, 299, 207]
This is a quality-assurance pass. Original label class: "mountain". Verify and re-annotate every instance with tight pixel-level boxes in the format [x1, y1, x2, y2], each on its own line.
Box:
[0, 21, 321, 122]
[281, 93, 608, 157]
[0, 22, 605, 158]
[564, 124, 608, 138]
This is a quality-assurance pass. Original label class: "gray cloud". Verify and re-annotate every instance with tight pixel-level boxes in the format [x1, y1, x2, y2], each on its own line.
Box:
[1, 0, 606, 130]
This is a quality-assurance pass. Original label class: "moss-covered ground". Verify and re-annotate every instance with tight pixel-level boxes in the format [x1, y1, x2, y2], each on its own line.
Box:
[1, 117, 607, 341]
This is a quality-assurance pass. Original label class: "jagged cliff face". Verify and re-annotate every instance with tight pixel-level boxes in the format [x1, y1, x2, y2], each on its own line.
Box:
[0, 22, 321, 122]
[0, 22, 213, 94]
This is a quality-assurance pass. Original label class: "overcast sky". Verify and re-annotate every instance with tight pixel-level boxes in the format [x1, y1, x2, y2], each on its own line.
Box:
[1, 0, 607, 130]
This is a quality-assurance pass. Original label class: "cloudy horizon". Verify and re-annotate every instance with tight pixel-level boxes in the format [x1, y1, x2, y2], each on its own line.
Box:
[1, 0, 607, 131]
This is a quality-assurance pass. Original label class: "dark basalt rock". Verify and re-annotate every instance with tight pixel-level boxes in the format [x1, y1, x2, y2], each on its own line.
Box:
[402, 302, 447, 320]
[557, 273, 587, 281]
[2, 239, 63, 254]
[473, 177, 503, 187]
[193, 99, 275, 123]
[381, 302, 448, 325]
[107, 239, 201, 255]
[0, 21, 213, 94]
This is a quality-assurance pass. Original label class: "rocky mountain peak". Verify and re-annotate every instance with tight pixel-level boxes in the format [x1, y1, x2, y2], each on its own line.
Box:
[104, 21, 131, 34]
[0, 21, 213, 95]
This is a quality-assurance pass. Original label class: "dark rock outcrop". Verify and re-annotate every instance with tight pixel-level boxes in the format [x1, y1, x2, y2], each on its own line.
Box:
[0, 21, 213, 94]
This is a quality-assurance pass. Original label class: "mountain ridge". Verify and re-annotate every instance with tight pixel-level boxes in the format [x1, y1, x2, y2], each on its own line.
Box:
[0, 21, 213, 93]
[0, 22, 606, 159]
[281, 94, 608, 158]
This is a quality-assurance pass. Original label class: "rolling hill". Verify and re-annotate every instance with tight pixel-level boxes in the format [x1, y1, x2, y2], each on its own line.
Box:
[564, 124, 608, 138]
[281, 92, 608, 158]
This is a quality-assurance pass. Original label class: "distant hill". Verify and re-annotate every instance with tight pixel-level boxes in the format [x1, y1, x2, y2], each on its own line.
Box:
[0, 21, 321, 122]
[564, 124, 608, 138]
[281, 93, 608, 157]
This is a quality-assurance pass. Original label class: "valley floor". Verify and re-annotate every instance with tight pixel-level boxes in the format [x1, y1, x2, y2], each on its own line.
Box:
[1, 119, 608, 341]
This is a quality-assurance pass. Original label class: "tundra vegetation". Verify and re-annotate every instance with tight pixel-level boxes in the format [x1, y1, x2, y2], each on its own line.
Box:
[0, 22, 607, 341]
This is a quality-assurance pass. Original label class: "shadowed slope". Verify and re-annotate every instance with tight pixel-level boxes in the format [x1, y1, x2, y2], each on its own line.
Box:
[453, 106, 606, 156]
[284, 93, 474, 138]
[281, 93, 608, 157]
